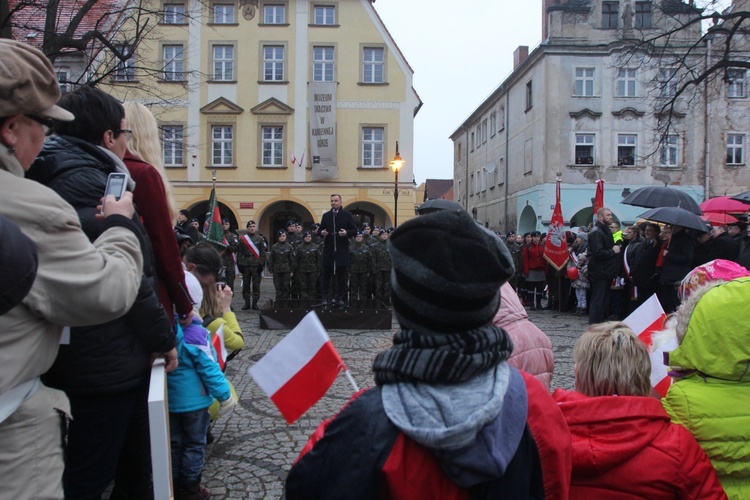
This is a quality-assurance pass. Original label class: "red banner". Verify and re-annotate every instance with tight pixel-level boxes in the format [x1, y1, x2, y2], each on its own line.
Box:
[593, 178, 604, 219]
[544, 179, 569, 271]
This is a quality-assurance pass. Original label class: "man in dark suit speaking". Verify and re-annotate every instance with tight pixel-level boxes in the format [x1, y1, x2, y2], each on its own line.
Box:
[317, 194, 357, 305]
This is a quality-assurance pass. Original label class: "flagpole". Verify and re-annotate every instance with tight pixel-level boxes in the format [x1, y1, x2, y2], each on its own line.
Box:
[343, 368, 359, 392]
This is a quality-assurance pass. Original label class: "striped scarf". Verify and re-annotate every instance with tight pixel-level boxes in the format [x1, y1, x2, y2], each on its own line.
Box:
[372, 325, 513, 385]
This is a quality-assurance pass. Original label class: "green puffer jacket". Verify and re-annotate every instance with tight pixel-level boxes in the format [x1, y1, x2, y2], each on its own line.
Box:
[662, 277, 750, 499]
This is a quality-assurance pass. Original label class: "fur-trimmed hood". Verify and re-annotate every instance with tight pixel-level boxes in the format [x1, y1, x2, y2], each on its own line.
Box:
[669, 277, 750, 380]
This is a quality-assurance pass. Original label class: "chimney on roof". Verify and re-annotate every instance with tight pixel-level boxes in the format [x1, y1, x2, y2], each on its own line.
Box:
[513, 46, 529, 70]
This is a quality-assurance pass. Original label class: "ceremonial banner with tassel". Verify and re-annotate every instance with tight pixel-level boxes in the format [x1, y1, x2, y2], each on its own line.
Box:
[543, 179, 569, 271]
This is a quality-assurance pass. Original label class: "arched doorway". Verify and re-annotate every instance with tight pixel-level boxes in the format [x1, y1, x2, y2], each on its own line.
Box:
[344, 200, 390, 229]
[262, 200, 315, 240]
[570, 207, 593, 229]
[518, 205, 537, 234]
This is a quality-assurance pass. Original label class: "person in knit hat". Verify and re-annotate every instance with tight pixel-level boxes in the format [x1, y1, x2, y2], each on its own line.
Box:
[286, 209, 572, 499]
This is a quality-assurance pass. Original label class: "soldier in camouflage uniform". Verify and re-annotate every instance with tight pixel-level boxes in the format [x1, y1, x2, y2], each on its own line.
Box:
[371, 229, 392, 306]
[268, 230, 295, 301]
[221, 218, 239, 291]
[238, 220, 266, 310]
[295, 231, 320, 301]
[363, 226, 380, 299]
[285, 220, 302, 299]
[348, 232, 372, 301]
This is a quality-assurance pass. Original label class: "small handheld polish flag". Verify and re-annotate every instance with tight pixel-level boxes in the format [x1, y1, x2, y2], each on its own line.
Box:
[249, 311, 355, 424]
[623, 294, 671, 396]
[211, 324, 228, 371]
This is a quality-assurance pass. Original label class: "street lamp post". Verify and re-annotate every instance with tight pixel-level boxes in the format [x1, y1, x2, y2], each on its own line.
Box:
[390, 141, 405, 227]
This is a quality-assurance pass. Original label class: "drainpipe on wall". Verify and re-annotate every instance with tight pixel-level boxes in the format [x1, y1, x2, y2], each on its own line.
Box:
[462, 125, 470, 211]
[704, 36, 711, 201]
[504, 89, 511, 230]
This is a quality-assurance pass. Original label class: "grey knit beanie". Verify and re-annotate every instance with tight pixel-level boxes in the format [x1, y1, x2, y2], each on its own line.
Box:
[388, 210, 514, 334]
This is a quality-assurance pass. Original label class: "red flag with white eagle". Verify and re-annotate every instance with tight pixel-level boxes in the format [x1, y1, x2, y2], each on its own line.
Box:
[543, 179, 569, 271]
[623, 294, 672, 397]
[249, 312, 350, 424]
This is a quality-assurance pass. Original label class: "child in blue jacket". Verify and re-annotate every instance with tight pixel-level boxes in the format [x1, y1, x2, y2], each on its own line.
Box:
[168, 299, 236, 498]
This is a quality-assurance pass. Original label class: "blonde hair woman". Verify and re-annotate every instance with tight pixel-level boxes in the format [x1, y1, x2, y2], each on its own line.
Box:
[123, 101, 194, 326]
[553, 322, 725, 499]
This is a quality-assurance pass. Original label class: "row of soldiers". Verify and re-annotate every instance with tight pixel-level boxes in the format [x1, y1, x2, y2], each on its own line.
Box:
[220, 219, 394, 307]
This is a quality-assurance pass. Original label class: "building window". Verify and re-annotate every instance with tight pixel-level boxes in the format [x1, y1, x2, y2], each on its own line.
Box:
[470, 173, 474, 195]
[575, 134, 595, 165]
[470, 131, 475, 152]
[313, 46, 334, 82]
[482, 119, 488, 143]
[499, 105, 505, 130]
[728, 69, 746, 98]
[263, 4, 285, 24]
[213, 3, 235, 24]
[617, 134, 637, 166]
[262, 126, 283, 166]
[162, 125, 184, 166]
[212, 125, 233, 166]
[162, 44, 184, 81]
[457, 179, 462, 201]
[635, 1, 651, 28]
[574, 67, 595, 96]
[498, 157, 505, 185]
[362, 47, 384, 83]
[602, 1, 619, 29]
[727, 134, 745, 165]
[114, 44, 135, 82]
[659, 134, 679, 167]
[163, 3, 185, 23]
[56, 70, 69, 93]
[617, 68, 636, 97]
[475, 169, 481, 194]
[263, 45, 284, 81]
[313, 5, 335, 25]
[212, 45, 234, 81]
[475, 125, 481, 148]
[525, 80, 533, 110]
[659, 68, 678, 97]
[490, 112, 496, 137]
[362, 127, 384, 168]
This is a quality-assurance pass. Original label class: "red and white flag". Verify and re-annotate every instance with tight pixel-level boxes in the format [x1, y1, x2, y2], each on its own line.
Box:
[623, 294, 672, 397]
[593, 179, 604, 219]
[543, 179, 569, 271]
[249, 311, 345, 424]
[211, 324, 228, 371]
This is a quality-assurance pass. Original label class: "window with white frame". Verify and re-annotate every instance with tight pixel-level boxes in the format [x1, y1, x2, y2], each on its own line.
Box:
[575, 134, 595, 165]
[525, 80, 533, 109]
[162, 125, 184, 166]
[313, 5, 335, 25]
[475, 125, 481, 148]
[313, 46, 334, 82]
[659, 68, 678, 97]
[659, 134, 679, 167]
[475, 169, 481, 193]
[727, 134, 745, 165]
[163, 3, 185, 23]
[56, 70, 69, 93]
[213, 4, 234, 23]
[262, 126, 283, 166]
[362, 127, 384, 168]
[617, 68, 636, 97]
[212, 125, 233, 165]
[728, 69, 746, 98]
[497, 157, 505, 185]
[263, 45, 284, 81]
[490, 112, 496, 137]
[602, 1, 619, 28]
[635, 1, 652, 28]
[482, 119, 488, 143]
[574, 68, 595, 96]
[362, 47, 384, 83]
[481, 167, 488, 191]
[263, 4, 285, 24]
[212, 45, 233, 81]
[617, 134, 637, 166]
[499, 105, 505, 130]
[114, 44, 134, 81]
[162, 44, 184, 81]
[485, 164, 495, 188]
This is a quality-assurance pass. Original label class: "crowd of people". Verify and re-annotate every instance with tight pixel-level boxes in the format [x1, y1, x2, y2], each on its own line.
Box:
[505, 206, 750, 324]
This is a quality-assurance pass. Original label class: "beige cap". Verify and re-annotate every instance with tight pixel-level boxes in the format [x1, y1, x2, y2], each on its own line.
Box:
[0, 39, 74, 121]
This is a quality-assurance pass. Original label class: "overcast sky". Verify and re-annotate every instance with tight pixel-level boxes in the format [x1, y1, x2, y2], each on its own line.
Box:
[373, 0, 543, 185]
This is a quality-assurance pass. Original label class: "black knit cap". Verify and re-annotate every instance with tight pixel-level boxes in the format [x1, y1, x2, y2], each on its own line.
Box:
[388, 209, 514, 334]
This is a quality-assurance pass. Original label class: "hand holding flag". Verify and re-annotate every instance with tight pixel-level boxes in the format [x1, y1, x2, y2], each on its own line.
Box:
[623, 294, 671, 396]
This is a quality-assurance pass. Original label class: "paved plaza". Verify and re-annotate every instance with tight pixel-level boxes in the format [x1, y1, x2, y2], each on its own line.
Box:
[199, 278, 588, 498]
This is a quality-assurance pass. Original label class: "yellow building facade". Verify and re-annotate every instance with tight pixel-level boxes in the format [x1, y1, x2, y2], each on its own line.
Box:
[103, 0, 420, 237]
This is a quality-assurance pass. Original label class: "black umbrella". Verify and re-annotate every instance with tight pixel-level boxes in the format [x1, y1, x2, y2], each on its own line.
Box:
[638, 207, 709, 233]
[622, 186, 702, 215]
[730, 191, 750, 204]
[417, 199, 463, 215]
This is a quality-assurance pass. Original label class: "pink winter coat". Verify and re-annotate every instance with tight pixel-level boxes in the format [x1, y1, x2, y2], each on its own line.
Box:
[493, 283, 555, 390]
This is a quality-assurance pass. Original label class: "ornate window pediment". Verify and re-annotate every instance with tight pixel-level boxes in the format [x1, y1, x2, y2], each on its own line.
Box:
[250, 97, 294, 115]
[200, 97, 244, 115]
[569, 108, 602, 119]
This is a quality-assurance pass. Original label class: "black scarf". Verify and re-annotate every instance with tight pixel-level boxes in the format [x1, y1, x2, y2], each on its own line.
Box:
[372, 325, 513, 385]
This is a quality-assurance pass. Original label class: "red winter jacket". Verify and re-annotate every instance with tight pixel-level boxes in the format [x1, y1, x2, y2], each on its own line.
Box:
[523, 242, 547, 276]
[553, 389, 727, 500]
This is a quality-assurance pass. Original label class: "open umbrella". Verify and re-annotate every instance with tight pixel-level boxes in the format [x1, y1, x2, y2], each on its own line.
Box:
[730, 191, 750, 204]
[416, 199, 463, 215]
[701, 212, 738, 226]
[639, 207, 709, 233]
[699, 196, 749, 214]
[623, 186, 702, 215]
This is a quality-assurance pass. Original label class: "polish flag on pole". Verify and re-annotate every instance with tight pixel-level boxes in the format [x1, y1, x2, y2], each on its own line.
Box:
[249, 312, 356, 424]
[211, 324, 228, 371]
[623, 294, 672, 396]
